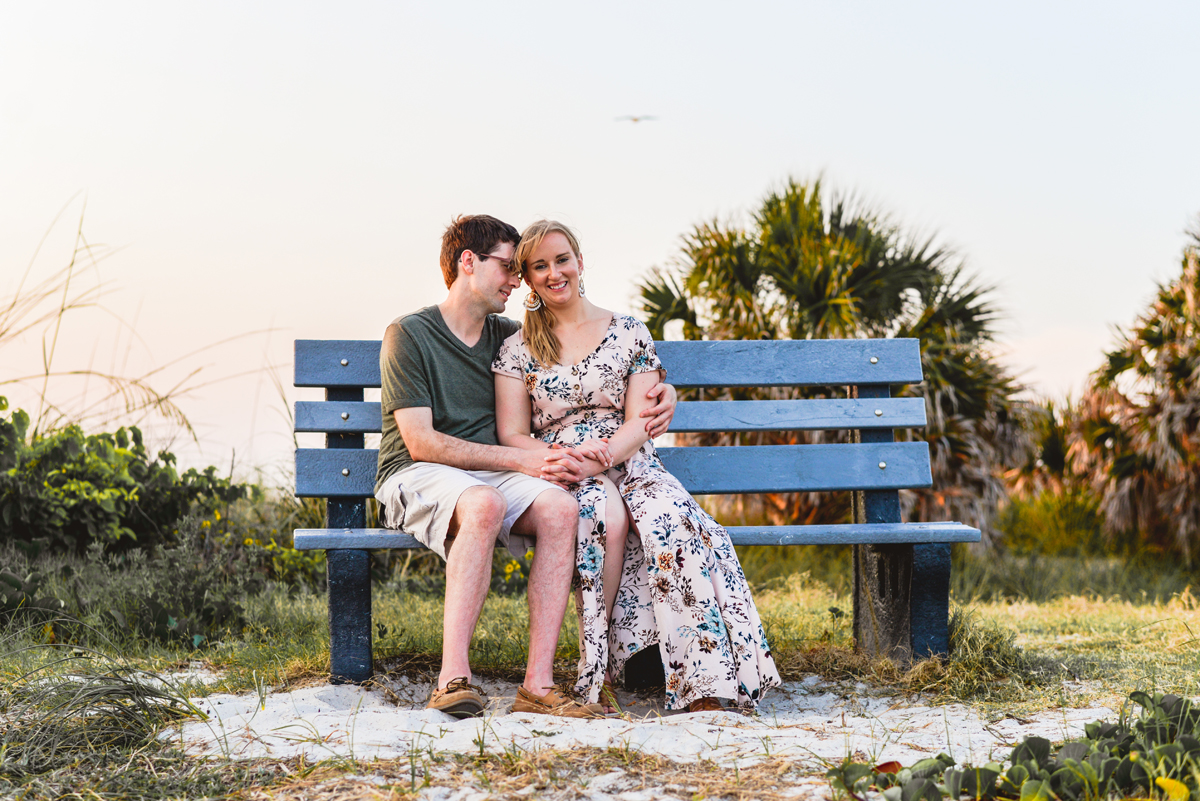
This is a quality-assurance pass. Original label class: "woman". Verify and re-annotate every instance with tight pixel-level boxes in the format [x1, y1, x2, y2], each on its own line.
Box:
[492, 220, 780, 714]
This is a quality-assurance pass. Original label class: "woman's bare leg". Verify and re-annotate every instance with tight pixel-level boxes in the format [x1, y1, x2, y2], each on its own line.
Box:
[597, 474, 628, 630]
[597, 475, 628, 712]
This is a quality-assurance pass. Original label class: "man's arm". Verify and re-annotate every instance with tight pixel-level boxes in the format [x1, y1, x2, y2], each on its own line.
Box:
[395, 407, 584, 484]
[639, 375, 677, 437]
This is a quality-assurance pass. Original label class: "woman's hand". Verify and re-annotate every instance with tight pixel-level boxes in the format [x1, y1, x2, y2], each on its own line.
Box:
[575, 437, 614, 468]
[545, 441, 611, 481]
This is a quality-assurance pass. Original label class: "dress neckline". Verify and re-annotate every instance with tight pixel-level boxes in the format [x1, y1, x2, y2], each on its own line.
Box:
[555, 314, 617, 368]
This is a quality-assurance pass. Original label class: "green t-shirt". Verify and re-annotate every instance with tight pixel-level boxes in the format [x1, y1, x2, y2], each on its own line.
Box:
[375, 305, 521, 494]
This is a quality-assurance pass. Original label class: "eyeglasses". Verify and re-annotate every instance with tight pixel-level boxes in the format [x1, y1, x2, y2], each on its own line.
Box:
[477, 251, 519, 274]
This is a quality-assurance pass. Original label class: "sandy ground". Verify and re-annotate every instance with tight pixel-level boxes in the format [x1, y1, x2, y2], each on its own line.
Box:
[171, 675, 1119, 799]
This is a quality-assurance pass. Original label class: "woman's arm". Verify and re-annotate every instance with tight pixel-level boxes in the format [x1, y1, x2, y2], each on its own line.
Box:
[494, 373, 551, 451]
[549, 370, 662, 480]
[495, 372, 592, 484]
[605, 370, 661, 464]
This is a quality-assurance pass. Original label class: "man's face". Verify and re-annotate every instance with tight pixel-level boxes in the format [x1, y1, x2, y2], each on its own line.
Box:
[470, 241, 520, 313]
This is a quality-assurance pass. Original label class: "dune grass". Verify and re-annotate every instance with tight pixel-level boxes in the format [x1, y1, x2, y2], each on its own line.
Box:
[6, 546, 1199, 710]
[6, 555, 1200, 799]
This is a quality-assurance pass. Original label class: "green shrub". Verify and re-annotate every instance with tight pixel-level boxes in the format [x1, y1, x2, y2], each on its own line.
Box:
[61, 519, 253, 648]
[0, 567, 65, 624]
[951, 547, 1199, 603]
[192, 491, 328, 590]
[827, 691, 1200, 801]
[1, 517, 277, 648]
[996, 487, 1107, 557]
[0, 397, 252, 553]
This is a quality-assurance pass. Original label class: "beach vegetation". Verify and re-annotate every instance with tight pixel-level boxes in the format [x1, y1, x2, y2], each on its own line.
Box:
[637, 176, 1032, 542]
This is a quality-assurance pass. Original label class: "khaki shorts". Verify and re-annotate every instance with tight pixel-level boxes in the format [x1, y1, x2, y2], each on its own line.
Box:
[375, 463, 565, 560]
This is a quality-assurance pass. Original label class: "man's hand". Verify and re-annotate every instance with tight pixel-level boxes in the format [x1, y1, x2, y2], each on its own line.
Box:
[640, 381, 677, 438]
[545, 444, 610, 481]
[513, 447, 582, 488]
[539, 444, 587, 485]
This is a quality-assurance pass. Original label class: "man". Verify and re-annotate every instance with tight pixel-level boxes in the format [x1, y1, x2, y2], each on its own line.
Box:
[375, 215, 676, 719]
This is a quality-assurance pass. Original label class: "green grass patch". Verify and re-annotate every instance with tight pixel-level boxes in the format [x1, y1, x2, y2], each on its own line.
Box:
[4, 542, 1200, 714]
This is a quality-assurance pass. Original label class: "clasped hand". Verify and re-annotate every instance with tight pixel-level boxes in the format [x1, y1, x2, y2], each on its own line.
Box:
[538, 439, 613, 486]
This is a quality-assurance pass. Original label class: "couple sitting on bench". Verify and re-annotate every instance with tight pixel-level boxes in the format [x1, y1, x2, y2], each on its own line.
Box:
[375, 215, 780, 719]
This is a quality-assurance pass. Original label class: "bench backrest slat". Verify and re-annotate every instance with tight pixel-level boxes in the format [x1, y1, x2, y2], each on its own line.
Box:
[294, 397, 927, 435]
[296, 340, 383, 388]
[655, 338, 922, 387]
[296, 401, 383, 433]
[295, 442, 931, 498]
[670, 397, 925, 432]
[295, 337, 924, 390]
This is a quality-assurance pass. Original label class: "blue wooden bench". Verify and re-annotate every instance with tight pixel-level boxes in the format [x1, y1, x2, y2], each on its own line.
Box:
[293, 337, 981, 684]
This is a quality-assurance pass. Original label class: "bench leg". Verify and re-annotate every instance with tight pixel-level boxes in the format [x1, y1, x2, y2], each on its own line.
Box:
[910, 543, 951, 658]
[853, 543, 913, 664]
[327, 549, 373, 684]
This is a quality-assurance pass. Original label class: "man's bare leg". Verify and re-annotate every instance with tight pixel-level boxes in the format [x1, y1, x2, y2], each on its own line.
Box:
[511, 488, 578, 694]
[438, 485, 506, 690]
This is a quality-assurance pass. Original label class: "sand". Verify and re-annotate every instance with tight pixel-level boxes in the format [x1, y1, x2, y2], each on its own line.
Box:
[176, 674, 1117, 769]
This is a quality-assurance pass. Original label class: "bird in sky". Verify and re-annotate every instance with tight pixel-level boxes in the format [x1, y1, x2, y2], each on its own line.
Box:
[615, 115, 658, 123]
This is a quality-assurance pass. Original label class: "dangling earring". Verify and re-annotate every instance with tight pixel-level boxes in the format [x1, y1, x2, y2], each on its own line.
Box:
[578, 276, 586, 297]
[523, 291, 543, 311]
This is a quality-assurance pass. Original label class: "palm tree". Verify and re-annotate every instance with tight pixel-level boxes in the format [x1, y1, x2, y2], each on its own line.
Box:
[1069, 218, 1200, 562]
[638, 178, 1030, 538]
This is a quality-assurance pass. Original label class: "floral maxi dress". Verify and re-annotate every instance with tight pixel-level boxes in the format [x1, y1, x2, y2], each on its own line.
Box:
[492, 315, 781, 710]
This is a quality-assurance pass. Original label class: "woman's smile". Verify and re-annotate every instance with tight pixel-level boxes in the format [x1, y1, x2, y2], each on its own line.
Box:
[524, 231, 583, 304]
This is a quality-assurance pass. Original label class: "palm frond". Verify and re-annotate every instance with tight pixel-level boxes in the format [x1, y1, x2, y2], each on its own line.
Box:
[635, 266, 697, 340]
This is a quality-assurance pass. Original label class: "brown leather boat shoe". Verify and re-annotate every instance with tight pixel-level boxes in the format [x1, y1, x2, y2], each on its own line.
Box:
[427, 677, 486, 719]
[687, 696, 724, 713]
[511, 685, 604, 718]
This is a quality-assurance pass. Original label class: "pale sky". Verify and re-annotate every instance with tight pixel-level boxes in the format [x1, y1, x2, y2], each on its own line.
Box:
[2, 2, 1198, 477]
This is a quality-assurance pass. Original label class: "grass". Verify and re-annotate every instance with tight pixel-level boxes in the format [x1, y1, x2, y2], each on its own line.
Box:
[8, 553, 1199, 707]
[4, 554, 1200, 799]
[972, 591, 1200, 702]
[213, 748, 827, 800]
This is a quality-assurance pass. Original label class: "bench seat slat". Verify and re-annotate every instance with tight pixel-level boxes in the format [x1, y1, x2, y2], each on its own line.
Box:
[295, 441, 932, 497]
[295, 530, 424, 549]
[728, 522, 979, 545]
[293, 521, 979, 550]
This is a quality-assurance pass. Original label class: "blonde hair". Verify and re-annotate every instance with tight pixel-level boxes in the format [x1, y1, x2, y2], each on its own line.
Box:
[515, 220, 583, 368]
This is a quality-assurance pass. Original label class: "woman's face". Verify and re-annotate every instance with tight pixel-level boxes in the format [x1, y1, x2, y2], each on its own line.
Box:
[524, 232, 582, 307]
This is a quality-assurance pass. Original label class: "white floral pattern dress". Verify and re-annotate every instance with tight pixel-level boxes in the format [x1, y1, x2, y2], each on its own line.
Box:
[493, 315, 780, 711]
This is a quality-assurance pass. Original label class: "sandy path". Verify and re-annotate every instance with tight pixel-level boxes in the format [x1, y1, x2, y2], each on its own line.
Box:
[176, 675, 1116, 769]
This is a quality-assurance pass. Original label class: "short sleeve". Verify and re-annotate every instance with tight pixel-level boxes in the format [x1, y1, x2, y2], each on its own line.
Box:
[492, 331, 527, 378]
[380, 321, 431, 413]
[496, 315, 521, 340]
[625, 318, 665, 377]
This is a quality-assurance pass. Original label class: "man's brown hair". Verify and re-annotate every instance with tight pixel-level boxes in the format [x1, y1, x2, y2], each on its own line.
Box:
[440, 215, 521, 289]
